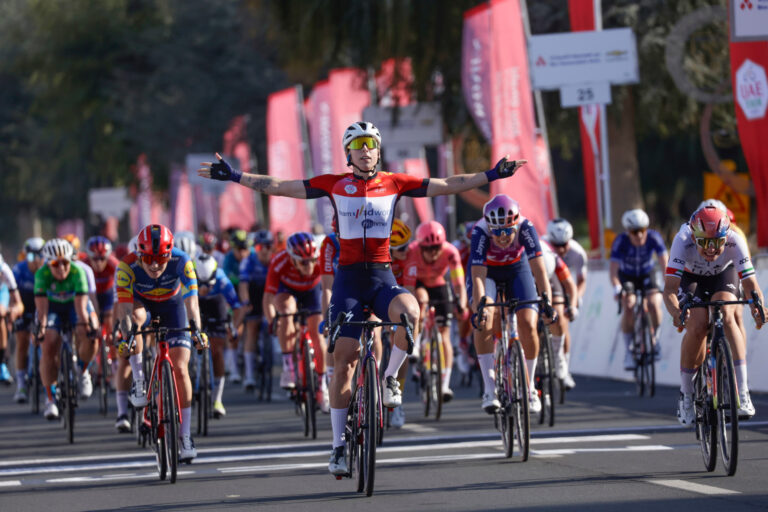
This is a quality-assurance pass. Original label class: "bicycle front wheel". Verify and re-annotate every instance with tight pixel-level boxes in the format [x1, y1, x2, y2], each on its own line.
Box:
[362, 356, 378, 496]
[200, 349, 211, 437]
[161, 360, 179, 483]
[99, 337, 110, 416]
[511, 339, 530, 461]
[430, 331, 443, 421]
[303, 341, 317, 440]
[642, 315, 655, 398]
[31, 344, 41, 415]
[694, 366, 716, 472]
[715, 339, 739, 476]
[496, 348, 514, 458]
[538, 326, 555, 427]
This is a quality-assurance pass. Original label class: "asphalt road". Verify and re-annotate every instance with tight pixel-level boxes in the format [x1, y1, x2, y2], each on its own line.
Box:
[1, 370, 767, 511]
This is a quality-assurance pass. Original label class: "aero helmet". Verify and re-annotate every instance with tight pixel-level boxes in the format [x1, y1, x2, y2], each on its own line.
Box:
[416, 221, 446, 247]
[194, 253, 218, 284]
[390, 219, 412, 249]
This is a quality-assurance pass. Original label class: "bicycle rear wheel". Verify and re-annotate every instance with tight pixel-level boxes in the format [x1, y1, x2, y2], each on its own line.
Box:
[98, 337, 110, 416]
[362, 356, 378, 496]
[694, 366, 716, 472]
[642, 315, 655, 398]
[511, 339, 530, 461]
[715, 339, 738, 476]
[537, 325, 555, 427]
[31, 343, 41, 415]
[496, 349, 514, 458]
[161, 360, 179, 483]
[259, 327, 273, 402]
[430, 331, 443, 421]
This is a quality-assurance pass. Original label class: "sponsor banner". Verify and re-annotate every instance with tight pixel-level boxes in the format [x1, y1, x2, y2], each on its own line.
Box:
[731, 0, 768, 42]
[376, 58, 413, 108]
[220, 118, 257, 230]
[570, 266, 768, 392]
[489, 0, 550, 233]
[729, 41, 768, 247]
[267, 87, 311, 234]
[462, 3, 493, 141]
[305, 80, 337, 232]
[569, 0, 602, 251]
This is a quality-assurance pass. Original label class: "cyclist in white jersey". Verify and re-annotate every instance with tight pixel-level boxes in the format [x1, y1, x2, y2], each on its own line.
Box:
[663, 206, 766, 424]
[0, 254, 24, 384]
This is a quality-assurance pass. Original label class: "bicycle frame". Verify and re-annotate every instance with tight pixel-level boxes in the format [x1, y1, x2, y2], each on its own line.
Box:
[142, 335, 182, 439]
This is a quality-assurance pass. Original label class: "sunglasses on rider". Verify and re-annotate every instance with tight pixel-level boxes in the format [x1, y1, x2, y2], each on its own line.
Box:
[50, 258, 70, 269]
[91, 256, 106, 262]
[696, 236, 727, 251]
[391, 245, 408, 253]
[421, 244, 442, 253]
[258, 243, 273, 250]
[347, 137, 379, 150]
[140, 252, 172, 266]
[630, 229, 646, 236]
[490, 226, 516, 237]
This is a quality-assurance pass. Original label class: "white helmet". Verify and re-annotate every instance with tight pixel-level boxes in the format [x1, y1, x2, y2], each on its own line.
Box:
[621, 209, 650, 231]
[128, 235, 139, 253]
[698, 198, 727, 212]
[174, 231, 197, 258]
[342, 121, 382, 153]
[194, 253, 218, 284]
[24, 237, 45, 254]
[546, 218, 573, 245]
[42, 238, 74, 261]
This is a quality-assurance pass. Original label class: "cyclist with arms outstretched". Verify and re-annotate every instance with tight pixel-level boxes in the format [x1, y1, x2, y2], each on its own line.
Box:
[663, 206, 766, 424]
[199, 121, 526, 477]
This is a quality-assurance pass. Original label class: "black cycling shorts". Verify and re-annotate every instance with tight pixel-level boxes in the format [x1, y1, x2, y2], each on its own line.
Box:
[415, 281, 454, 327]
[677, 266, 740, 303]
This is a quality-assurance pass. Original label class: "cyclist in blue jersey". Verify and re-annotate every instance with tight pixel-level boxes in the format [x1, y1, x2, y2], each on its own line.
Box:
[610, 209, 668, 370]
[115, 224, 208, 461]
[12, 238, 45, 401]
[237, 229, 274, 389]
[195, 253, 246, 417]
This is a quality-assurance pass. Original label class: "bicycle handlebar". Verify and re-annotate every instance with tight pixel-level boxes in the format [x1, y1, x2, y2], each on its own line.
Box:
[327, 311, 415, 355]
[679, 290, 765, 327]
[472, 294, 551, 329]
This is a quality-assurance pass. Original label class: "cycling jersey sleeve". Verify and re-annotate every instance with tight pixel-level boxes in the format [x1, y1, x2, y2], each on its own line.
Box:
[71, 265, 89, 295]
[303, 174, 339, 200]
[1, 263, 18, 291]
[469, 226, 489, 267]
[319, 235, 337, 276]
[554, 254, 572, 282]
[445, 243, 465, 289]
[519, 220, 543, 259]
[609, 234, 627, 263]
[390, 173, 429, 198]
[665, 230, 687, 279]
[264, 257, 281, 295]
[33, 266, 49, 297]
[177, 254, 198, 299]
[115, 259, 136, 303]
[730, 232, 755, 280]
[402, 244, 419, 288]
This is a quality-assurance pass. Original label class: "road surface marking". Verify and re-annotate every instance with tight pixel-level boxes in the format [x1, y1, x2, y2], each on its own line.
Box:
[0, 480, 21, 487]
[647, 479, 740, 495]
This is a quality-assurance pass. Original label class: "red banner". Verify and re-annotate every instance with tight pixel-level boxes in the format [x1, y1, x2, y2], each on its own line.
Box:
[488, 0, 551, 233]
[462, 4, 493, 142]
[730, 40, 768, 247]
[376, 58, 413, 108]
[219, 117, 257, 231]
[305, 80, 336, 230]
[267, 87, 311, 235]
[568, 0, 601, 250]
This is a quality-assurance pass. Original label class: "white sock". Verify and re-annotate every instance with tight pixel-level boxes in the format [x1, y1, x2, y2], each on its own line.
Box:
[443, 367, 452, 389]
[734, 360, 748, 395]
[129, 354, 144, 384]
[526, 357, 537, 391]
[16, 370, 26, 387]
[181, 407, 192, 437]
[384, 346, 408, 379]
[282, 353, 293, 372]
[680, 368, 696, 395]
[117, 391, 128, 417]
[318, 373, 327, 391]
[623, 331, 633, 350]
[224, 349, 236, 372]
[478, 353, 496, 395]
[551, 335, 564, 356]
[214, 376, 226, 403]
[331, 407, 346, 448]
[244, 351, 255, 380]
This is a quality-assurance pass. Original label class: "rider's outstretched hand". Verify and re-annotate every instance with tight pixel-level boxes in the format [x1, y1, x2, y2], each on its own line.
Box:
[199, 153, 243, 183]
[485, 156, 527, 183]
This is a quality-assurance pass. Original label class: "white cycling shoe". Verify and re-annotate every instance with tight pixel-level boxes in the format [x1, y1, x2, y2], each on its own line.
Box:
[738, 391, 756, 420]
[529, 391, 542, 414]
[329, 446, 348, 476]
[79, 371, 93, 399]
[179, 435, 197, 462]
[382, 376, 402, 408]
[129, 380, 148, 408]
[44, 400, 59, 420]
[677, 392, 695, 426]
[481, 392, 501, 414]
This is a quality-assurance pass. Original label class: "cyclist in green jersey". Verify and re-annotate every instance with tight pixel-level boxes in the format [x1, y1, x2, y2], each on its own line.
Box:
[34, 239, 91, 420]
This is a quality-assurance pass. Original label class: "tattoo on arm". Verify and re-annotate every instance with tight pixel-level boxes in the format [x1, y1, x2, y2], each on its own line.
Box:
[243, 175, 275, 192]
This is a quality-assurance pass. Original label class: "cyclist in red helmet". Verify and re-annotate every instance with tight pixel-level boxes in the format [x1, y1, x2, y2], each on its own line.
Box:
[262, 232, 329, 412]
[664, 206, 766, 424]
[115, 224, 208, 459]
[84, 236, 120, 362]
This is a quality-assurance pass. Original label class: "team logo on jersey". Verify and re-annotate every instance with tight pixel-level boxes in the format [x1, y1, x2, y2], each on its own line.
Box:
[116, 269, 132, 288]
[183, 260, 196, 280]
[345, 185, 357, 194]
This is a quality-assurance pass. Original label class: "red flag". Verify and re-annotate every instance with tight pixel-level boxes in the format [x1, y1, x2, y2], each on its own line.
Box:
[219, 118, 257, 231]
[462, 4, 493, 142]
[729, 40, 768, 247]
[568, 0, 601, 250]
[267, 87, 312, 234]
[488, 0, 551, 233]
[376, 58, 413, 107]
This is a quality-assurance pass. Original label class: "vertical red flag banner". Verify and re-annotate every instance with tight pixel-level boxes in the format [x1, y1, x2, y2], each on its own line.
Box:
[462, 4, 494, 142]
[488, 0, 550, 232]
[568, 0, 601, 250]
[305, 80, 337, 230]
[729, 41, 768, 247]
[219, 116, 257, 231]
[267, 87, 312, 234]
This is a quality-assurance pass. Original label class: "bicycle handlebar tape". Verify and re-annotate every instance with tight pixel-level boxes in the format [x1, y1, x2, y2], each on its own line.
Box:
[401, 314, 415, 355]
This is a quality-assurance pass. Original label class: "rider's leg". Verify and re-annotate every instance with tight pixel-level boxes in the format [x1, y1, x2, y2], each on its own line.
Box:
[15, 328, 31, 389]
[329, 338, 358, 448]
[473, 306, 496, 396]
[41, 330, 62, 401]
[128, 307, 147, 385]
[679, 307, 708, 395]
[383, 293, 420, 379]
[717, 293, 748, 394]
[243, 320, 258, 384]
[211, 335, 227, 406]
[170, 346, 193, 436]
[275, 293, 297, 387]
[516, 307, 539, 391]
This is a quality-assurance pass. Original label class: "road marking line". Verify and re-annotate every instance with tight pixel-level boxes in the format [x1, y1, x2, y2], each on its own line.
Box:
[648, 479, 740, 495]
[0, 480, 21, 487]
[533, 445, 673, 455]
[401, 423, 438, 433]
[47, 471, 195, 484]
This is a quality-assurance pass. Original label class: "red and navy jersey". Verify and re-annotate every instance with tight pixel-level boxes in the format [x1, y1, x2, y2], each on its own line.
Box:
[81, 254, 119, 294]
[116, 247, 198, 304]
[470, 217, 543, 267]
[304, 172, 429, 265]
[319, 233, 340, 276]
[265, 250, 321, 293]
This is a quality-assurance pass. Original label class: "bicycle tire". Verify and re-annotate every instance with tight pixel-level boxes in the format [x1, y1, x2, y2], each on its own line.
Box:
[538, 324, 555, 427]
[363, 356, 378, 496]
[304, 339, 317, 440]
[642, 314, 655, 398]
[496, 348, 514, 458]
[431, 330, 443, 421]
[149, 371, 166, 480]
[694, 366, 717, 472]
[31, 343, 41, 415]
[632, 316, 645, 396]
[511, 339, 530, 461]
[60, 340, 76, 444]
[715, 338, 738, 476]
[352, 385, 364, 492]
[421, 340, 431, 418]
[99, 337, 109, 416]
[161, 359, 179, 483]
[201, 348, 211, 437]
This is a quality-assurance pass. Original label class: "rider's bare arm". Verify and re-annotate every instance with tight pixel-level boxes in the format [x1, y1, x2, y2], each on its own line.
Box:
[183, 294, 202, 332]
[470, 265, 487, 312]
[662, 275, 682, 323]
[238, 175, 307, 198]
[742, 276, 767, 328]
[425, 160, 527, 197]
[529, 256, 553, 308]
